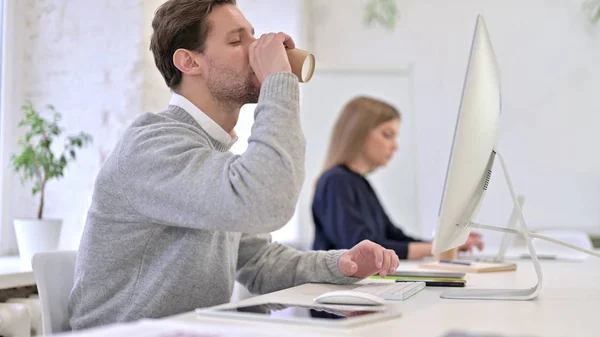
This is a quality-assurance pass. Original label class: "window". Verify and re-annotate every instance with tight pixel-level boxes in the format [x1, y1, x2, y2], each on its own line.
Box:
[0, 0, 20, 256]
[231, 104, 299, 246]
[229, 104, 256, 155]
[0, 0, 9, 255]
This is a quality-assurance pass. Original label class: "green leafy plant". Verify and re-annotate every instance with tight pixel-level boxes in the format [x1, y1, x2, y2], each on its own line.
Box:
[364, 0, 399, 31]
[10, 101, 92, 219]
[585, 0, 600, 24]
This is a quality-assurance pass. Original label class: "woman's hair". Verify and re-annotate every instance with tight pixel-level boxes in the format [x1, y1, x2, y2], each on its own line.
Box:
[321, 96, 401, 173]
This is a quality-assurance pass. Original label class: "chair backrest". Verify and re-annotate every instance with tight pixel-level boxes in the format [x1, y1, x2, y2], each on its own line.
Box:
[32, 250, 77, 335]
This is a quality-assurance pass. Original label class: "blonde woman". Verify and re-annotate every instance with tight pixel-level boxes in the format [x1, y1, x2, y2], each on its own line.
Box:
[312, 96, 483, 260]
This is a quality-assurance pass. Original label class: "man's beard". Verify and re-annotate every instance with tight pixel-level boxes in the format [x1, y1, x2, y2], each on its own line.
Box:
[205, 58, 260, 106]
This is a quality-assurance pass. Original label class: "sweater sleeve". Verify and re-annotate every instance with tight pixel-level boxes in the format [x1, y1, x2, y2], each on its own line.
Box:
[117, 73, 304, 233]
[314, 174, 413, 259]
[236, 233, 359, 295]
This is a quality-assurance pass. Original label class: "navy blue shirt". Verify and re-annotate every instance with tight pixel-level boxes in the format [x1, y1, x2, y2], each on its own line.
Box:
[312, 165, 421, 259]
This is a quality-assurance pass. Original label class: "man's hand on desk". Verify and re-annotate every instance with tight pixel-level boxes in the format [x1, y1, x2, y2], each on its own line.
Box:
[338, 240, 400, 278]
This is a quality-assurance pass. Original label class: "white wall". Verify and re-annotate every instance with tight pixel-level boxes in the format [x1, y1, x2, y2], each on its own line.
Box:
[306, 0, 600, 245]
[1, 0, 171, 253]
[141, 0, 173, 115]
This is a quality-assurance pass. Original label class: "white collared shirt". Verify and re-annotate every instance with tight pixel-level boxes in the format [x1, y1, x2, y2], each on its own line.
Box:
[169, 93, 238, 147]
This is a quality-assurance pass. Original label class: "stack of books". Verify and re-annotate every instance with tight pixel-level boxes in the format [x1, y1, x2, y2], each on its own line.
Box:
[370, 270, 467, 287]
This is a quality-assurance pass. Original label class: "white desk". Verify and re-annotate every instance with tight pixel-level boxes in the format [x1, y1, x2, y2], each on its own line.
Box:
[0, 256, 35, 289]
[167, 257, 600, 337]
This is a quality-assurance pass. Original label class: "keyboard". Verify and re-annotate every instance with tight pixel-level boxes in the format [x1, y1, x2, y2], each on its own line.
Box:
[352, 281, 426, 301]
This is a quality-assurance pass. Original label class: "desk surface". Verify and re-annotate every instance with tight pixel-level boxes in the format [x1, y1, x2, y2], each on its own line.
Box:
[167, 256, 600, 337]
[0, 256, 35, 289]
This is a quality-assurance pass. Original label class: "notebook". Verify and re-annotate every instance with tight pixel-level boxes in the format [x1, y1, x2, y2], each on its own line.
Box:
[419, 260, 517, 273]
[393, 270, 466, 278]
[369, 275, 467, 283]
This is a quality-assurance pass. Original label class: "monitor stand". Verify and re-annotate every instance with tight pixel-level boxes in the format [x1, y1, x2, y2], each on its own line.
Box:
[461, 193, 525, 263]
[440, 150, 600, 301]
[494, 194, 525, 262]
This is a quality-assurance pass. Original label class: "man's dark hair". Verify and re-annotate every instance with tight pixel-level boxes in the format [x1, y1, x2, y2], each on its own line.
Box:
[150, 0, 236, 90]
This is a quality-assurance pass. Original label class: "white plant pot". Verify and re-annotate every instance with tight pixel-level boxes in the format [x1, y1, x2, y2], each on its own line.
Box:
[13, 218, 62, 270]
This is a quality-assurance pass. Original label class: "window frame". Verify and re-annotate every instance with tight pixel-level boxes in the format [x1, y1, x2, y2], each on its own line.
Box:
[0, 0, 26, 255]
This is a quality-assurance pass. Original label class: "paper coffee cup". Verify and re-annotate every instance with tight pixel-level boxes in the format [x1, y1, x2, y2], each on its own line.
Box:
[286, 48, 315, 83]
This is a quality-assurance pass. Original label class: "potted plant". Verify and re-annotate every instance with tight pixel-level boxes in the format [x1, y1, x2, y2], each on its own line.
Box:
[10, 101, 92, 269]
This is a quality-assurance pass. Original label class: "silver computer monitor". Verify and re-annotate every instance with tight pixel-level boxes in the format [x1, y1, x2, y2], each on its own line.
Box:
[430, 15, 598, 301]
[431, 15, 502, 255]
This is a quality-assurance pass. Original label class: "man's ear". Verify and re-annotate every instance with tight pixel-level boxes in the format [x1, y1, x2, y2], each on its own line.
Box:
[173, 49, 203, 76]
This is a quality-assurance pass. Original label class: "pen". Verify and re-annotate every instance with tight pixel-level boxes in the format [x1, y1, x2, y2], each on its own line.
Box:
[439, 259, 472, 266]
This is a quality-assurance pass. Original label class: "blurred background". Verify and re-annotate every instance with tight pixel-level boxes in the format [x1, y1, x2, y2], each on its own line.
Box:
[1, 0, 599, 256]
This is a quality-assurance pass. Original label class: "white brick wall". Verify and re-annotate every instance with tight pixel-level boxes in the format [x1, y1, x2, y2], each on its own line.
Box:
[141, 1, 172, 115]
[5, 0, 170, 252]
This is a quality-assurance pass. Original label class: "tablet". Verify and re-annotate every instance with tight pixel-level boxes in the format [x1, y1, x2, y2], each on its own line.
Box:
[195, 302, 402, 328]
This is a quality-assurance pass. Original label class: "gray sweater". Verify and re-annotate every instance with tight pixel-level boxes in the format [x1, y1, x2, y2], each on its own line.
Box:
[68, 73, 357, 330]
